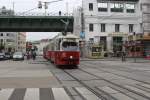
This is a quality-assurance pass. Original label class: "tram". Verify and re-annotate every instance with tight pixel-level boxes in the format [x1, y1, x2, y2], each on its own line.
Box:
[125, 34, 150, 59]
[44, 33, 80, 66]
[88, 44, 104, 59]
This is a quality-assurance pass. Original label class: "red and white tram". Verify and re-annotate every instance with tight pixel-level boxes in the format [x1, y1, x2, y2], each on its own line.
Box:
[44, 33, 80, 66]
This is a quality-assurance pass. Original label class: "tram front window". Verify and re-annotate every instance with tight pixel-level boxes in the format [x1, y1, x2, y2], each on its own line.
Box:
[62, 42, 78, 51]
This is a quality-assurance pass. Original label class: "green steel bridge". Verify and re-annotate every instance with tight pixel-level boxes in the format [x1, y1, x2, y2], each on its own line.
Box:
[0, 12, 74, 32]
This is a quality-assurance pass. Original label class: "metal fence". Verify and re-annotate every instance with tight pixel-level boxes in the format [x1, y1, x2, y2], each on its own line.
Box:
[0, 12, 73, 17]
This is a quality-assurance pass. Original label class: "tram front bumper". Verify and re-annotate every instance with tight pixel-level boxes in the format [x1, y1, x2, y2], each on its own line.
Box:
[62, 57, 79, 65]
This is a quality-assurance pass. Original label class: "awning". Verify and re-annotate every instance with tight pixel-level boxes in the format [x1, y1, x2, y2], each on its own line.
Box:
[108, 32, 128, 37]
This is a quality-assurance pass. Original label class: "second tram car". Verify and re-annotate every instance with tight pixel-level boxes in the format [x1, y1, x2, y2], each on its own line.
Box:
[44, 33, 80, 66]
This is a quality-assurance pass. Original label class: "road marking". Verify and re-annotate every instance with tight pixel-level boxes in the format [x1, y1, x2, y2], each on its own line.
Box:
[0, 89, 14, 100]
[24, 88, 39, 100]
[9, 88, 26, 100]
[40, 88, 54, 100]
[52, 88, 71, 100]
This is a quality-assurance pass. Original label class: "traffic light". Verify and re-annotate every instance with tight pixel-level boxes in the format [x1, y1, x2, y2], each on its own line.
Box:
[59, 11, 61, 16]
[38, 1, 42, 9]
[44, 2, 48, 9]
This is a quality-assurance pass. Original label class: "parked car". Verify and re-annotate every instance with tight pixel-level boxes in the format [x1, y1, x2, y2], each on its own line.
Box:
[0, 53, 5, 60]
[5, 52, 12, 59]
[13, 52, 24, 60]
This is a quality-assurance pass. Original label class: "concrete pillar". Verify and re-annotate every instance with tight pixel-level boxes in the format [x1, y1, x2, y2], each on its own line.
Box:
[107, 36, 112, 52]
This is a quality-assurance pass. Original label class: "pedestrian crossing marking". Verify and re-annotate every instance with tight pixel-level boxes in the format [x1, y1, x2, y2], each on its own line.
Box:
[52, 88, 71, 100]
[24, 88, 39, 100]
[0, 89, 14, 100]
[0, 88, 71, 100]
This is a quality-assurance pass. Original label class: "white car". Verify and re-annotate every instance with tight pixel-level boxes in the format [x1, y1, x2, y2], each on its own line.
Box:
[0, 53, 5, 60]
[13, 52, 24, 60]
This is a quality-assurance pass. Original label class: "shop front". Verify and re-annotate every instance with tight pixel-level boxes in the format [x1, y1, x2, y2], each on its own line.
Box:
[108, 32, 128, 57]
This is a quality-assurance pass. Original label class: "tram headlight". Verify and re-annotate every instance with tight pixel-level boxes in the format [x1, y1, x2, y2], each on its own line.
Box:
[70, 56, 73, 59]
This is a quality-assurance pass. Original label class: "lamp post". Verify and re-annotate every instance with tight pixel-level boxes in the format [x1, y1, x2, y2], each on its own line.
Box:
[133, 32, 136, 63]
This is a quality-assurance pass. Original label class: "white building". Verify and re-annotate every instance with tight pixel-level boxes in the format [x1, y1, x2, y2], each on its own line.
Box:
[0, 32, 18, 52]
[74, 0, 150, 54]
[17, 32, 26, 53]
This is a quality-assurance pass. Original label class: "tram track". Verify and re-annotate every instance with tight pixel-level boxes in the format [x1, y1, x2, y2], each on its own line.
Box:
[45, 61, 150, 100]
[77, 63, 150, 100]
[46, 62, 116, 100]
[63, 69, 117, 100]
[81, 61, 150, 85]
[78, 68, 150, 100]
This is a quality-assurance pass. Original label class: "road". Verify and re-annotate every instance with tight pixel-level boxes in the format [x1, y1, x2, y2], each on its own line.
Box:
[0, 57, 150, 100]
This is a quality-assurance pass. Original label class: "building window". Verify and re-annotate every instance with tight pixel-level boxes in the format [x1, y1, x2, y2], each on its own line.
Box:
[0, 39, 3, 43]
[101, 24, 106, 32]
[110, 3, 124, 12]
[89, 3, 93, 11]
[115, 24, 120, 32]
[98, 3, 108, 12]
[129, 24, 134, 32]
[126, 4, 135, 13]
[0, 33, 3, 36]
[89, 38, 94, 43]
[89, 24, 94, 32]
[100, 36, 107, 51]
[6, 33, 9, 36]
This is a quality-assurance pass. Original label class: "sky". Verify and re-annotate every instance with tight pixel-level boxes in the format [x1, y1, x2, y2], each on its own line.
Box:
[0, 0, 82, 41]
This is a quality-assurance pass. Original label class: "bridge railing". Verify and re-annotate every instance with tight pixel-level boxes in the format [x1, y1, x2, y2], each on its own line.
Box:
[0, 12, 73, 16]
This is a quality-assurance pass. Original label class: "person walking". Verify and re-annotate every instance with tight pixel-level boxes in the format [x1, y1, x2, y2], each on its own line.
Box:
[121, 51, 126, 62]
[32, 51, 36, 60]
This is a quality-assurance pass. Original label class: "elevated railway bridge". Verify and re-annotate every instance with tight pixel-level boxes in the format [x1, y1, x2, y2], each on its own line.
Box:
[0, 12, 74, 32]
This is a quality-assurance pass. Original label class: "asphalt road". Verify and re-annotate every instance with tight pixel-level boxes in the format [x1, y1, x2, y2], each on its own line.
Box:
[0, 57, 150, 100]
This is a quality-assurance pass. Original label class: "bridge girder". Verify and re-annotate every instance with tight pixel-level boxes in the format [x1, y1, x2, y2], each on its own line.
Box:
[0, 16, 74, 32]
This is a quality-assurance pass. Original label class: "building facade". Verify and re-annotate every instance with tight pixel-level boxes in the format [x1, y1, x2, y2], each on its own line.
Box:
[17, 32, 26, 52]
[73, 0, 150, 56]
[0, 32, 17, 52]
[0, 7, 26, 53]
[81, 0, 143, 54]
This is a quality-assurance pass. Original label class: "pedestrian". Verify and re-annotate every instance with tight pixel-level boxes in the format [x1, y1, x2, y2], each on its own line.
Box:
[121, 51, 126, 62]
[27, 52, 30, 60]
[32, 51, 36, 60]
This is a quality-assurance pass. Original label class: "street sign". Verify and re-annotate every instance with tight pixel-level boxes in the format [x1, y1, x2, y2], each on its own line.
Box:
[80, 32, 85, 39]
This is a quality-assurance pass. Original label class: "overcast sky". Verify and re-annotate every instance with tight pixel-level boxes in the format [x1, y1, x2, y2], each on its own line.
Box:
[0, 0, 81, 41]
